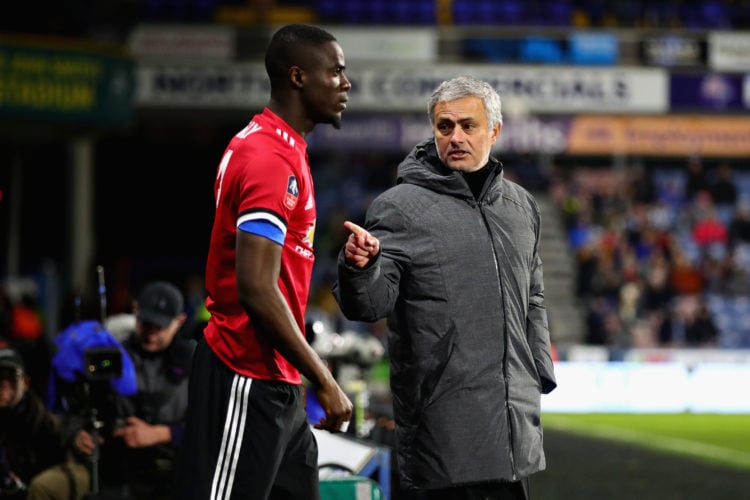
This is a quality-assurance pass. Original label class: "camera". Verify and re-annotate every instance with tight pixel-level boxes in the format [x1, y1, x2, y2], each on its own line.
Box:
[83, 347, 123, 382]
[78, 347, 127, 433]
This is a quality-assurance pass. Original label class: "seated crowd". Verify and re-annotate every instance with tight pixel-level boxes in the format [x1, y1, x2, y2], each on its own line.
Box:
[550, 157, 750, 350]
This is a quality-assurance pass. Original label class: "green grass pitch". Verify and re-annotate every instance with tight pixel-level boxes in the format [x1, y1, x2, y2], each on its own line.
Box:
[542, 413, 750, 470]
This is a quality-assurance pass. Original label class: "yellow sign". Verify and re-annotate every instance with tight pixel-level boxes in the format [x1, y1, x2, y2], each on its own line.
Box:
[0, 38, 134, 124]
[568, 115, 750, 157]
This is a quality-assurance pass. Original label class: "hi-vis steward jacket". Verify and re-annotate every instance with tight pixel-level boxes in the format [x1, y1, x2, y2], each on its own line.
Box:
[333, 138, 557, 490]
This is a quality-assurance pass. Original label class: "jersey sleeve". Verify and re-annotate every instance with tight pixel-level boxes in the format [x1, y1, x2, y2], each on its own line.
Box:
[234, 150, 300, 242]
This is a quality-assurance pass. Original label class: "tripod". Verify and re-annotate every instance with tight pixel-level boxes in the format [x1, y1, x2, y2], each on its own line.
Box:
[81, 380, 132, 500]
[80, 343, 129, 500]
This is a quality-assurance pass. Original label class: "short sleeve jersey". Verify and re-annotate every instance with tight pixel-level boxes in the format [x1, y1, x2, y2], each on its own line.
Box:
[203, 108, 315, 384]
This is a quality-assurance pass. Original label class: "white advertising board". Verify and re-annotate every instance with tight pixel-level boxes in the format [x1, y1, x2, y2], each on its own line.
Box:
[543, 361, 750, 414]
[136, 63, 668, 114]
[709, 31, 750, 71]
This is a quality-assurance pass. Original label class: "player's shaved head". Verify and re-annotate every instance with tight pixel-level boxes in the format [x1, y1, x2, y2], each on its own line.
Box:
[265, 24, 338, 89]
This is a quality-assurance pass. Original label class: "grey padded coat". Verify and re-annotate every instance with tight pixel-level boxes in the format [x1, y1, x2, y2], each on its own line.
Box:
[333, 138, 557, 490]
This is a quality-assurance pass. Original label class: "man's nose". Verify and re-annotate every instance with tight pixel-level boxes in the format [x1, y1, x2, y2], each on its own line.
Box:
[450, 127, 466, 142]
[341, 73, 352, 90]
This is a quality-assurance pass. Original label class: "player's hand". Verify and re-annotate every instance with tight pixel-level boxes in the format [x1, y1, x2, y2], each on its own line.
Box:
[313, 381, 353, 433]
[343, 221, 380, 269]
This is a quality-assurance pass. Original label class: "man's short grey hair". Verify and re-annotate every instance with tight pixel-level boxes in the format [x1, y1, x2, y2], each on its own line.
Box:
[428, 75, 503, 129]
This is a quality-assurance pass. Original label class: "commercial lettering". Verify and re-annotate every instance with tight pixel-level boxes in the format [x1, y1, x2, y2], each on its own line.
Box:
[0, 77, 95, 110]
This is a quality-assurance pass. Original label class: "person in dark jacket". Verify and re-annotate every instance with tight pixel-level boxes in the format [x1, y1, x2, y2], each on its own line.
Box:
[28, 281, 194, 500]
[333, 76, 557, 499]
[0, 343, 67, 498]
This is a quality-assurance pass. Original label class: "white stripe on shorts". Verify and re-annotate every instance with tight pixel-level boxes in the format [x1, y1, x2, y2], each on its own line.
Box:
[210, 374, 252, 500]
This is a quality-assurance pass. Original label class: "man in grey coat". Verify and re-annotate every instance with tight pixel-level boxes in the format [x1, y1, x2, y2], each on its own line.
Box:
[333, 76, 557, 499]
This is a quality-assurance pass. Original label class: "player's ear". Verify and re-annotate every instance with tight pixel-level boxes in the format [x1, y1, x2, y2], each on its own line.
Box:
[289, 67, 304, 89]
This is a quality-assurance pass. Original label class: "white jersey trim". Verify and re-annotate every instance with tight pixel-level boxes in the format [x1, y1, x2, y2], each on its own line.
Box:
[237, 211, 287, 236]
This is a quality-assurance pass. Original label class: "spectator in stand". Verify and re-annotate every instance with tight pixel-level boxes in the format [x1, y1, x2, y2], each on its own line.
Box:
[684, 156, 709, 202]
[669, 246, 704, 296]
[4, 291, 50, 403]
[589, 251, 624, 305]
[692, 204, 728, 256]
[719, 253, 750, 296]
[640, 250, 675, 344]
[710, 162, 738, 206]
[0, 344, 68, 499]
[683, 303, 719, 347]
[729, 204, 750, 248]
[585, 297, 613, 345]
[628, 161, 657, 205]
[710, 162, 739, 226]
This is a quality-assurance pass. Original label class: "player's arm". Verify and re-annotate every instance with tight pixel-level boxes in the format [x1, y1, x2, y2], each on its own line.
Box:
[235, 230, 352, 431]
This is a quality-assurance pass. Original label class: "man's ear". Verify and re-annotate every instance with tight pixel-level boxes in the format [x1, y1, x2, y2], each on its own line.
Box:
[490, 123, 502, 145]
[289, 67, 304, 89]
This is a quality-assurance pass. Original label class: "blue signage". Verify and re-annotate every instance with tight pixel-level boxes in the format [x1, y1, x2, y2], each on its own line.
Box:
[670, 73, 746, 111]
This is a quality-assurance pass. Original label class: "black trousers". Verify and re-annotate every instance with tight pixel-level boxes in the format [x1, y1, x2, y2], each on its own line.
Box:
[400, 478, 529, 500]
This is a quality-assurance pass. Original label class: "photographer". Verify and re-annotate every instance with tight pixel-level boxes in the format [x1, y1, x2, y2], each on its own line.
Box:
[30, 281, 194, 500]
[0, 343, 67, 498]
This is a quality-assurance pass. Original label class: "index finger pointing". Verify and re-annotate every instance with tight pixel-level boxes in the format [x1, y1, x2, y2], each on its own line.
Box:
[343, 220, 367, 236]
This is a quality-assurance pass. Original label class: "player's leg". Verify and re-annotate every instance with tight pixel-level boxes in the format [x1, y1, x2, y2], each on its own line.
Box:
[270, 396, 320, 500]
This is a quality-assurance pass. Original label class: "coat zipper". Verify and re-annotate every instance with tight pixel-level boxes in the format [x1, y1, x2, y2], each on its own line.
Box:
[478, 199, 518, 481]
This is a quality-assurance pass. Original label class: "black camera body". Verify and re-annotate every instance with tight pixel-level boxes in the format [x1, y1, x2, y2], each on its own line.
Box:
[83, 347, 123, 382]
[78, 346, 129, 434]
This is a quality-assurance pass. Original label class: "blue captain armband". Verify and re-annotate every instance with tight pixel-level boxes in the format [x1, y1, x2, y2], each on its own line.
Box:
[239, 219, 284, 245]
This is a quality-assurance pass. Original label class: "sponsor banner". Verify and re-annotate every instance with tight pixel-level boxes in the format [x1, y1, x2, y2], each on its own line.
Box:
[136, 63, 268, 107]
[308, 113, 572, 154]
[128, 25, 235, 61]
[640, 35, 705, 67]
[308, 114, 404, 151]
[670, 73, 746, 111]
[137, 63, 668, 114]
[568, 31, 618, 65]
[709, 32, 750, 70]
[0, 38, 135, 125]
[461, 38, 519, 63]
[496, 115, 571, 153]
[312, 114, 749, 157]
[568, 115, 750, 157]
[322, 27, 436, 62]
[352, 64, 666, 113]
[462, 32, 618, 65]
[518, 36, 565, 63]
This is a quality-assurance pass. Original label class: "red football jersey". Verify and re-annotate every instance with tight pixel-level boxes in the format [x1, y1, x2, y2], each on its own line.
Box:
[203, 108, 316, 384]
